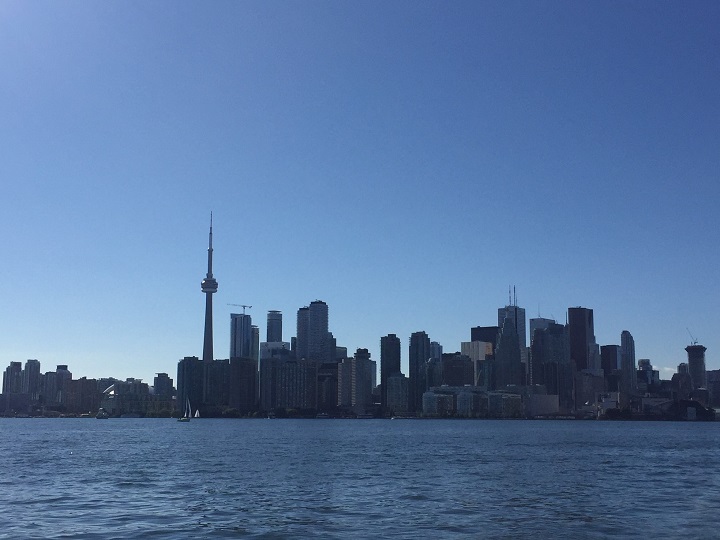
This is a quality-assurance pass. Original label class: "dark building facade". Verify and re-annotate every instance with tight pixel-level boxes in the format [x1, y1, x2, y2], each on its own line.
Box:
[380, 334, 401, 412]
[409, 331, 431, 413]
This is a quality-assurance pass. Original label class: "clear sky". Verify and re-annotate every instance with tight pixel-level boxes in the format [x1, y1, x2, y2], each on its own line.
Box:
[1, 1, 718, 384]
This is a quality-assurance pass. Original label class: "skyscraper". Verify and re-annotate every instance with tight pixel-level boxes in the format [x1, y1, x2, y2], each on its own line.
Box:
[620, 330, 637, 405]
[267, 311, 282, 342]
[296, 306, 309, 360]
[686, 344, 707, 390]
[201, 215, 218, 364]
[230, 313, 253, 359]
[568, 307, 598, 372]
[409, 331, 431, 413]
[308, 300, 330, 363]
[380, 334, 401, 412]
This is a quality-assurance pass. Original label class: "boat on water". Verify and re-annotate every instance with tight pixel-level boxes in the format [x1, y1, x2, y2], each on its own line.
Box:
[95, 408, 109, 420]
[194, 409, 200, 418]
[178, 397, 192, 422]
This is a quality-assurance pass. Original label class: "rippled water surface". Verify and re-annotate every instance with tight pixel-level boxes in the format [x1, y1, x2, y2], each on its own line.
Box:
[1, 419, 719, 538]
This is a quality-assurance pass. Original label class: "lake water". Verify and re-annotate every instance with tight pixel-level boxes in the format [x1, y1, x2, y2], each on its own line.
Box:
[1, 418, 719, 538]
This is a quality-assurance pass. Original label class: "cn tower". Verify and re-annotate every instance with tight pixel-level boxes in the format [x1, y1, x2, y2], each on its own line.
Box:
[201, 214, 218, 364]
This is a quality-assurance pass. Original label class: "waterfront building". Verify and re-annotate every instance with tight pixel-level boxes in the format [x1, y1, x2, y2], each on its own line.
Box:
[2, 362, 22, 395]
[21, 359, 41, 401]
[620, 330, 637, 406]
[568, 307, 599, 372]
[530, 322, 573, 412]
[498, 303, 527, 377]
[228, 357, 257, 412]
[686, 344, 707, 391]
[380, 334, 401, 411]
[176, 356, 204, 415]
[386, 372, 409, 415]
[461, 340, 493, 388]
[153, 373, 173, 399]
[409, 331, 431, 413]
[441, 353, 474, 386]
[230, 313, 253, 359]
[494, 317, 523, 389]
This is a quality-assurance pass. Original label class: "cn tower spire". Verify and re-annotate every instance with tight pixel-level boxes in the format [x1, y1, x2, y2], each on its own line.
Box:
[201, 213, 218, 364]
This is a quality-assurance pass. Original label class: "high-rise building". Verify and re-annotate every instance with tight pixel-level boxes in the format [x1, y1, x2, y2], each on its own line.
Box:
[177, 356, 204, 415]
[296, 306, 309, 360]
[686, 344, 707, 390]
[408, 331, 431, 413]
[230, 313, 253, 359]
[2, 362, 22, 394]
[380, 334, 401, 412]
[494, 317, 523, 389]
[530, 322, 572, 411]
[498, 304, 527, 355]
[308, 300, 331, 363]
[21, 359, 41, 400]
[267, 311, 282, 343]
[201, 215, 218, 364]
[568, 307, 599, 372]
[620, 330, 637, 405]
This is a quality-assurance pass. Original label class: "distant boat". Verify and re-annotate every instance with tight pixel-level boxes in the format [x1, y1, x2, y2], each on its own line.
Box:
[95, 408, 109, 420]
[194, 409, 200, 418]
[178, 398, 191, 422]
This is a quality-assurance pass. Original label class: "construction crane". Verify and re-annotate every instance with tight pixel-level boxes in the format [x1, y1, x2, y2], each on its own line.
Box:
[227, 303, 252, 314]
[686, 328, 698, 345]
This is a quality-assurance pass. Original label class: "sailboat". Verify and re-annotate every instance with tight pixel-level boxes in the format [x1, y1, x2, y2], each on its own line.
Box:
[178, 397, 191, 422]
[194, 409, 200, 418]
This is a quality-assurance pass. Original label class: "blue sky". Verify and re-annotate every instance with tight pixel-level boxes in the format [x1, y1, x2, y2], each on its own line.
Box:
[1, 1, 718, 383]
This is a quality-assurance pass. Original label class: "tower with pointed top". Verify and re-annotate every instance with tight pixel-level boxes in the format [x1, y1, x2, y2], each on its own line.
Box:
[201, 215, 218, 364]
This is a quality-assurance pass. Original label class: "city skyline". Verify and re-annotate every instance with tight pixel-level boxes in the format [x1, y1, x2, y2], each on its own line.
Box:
[1, 2, 718, 383]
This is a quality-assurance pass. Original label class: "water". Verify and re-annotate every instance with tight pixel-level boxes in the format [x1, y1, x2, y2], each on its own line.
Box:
[1, 418, 719, 538]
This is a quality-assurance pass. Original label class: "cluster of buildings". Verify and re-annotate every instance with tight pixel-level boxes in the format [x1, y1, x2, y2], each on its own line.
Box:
[0, 362, 174, 417]
[1, 222, 715, 420]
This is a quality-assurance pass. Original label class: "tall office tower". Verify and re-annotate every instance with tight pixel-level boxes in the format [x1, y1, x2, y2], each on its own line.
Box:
[678, 362, 689, 375]
[251, 325, 260, 363]
[230, 313, 253, 359]
[267, 311, 282, 342]
[2, 362, 22, 394]
[177, 356, 205, 414]
[600, 345, 621, 378]
[530, 322, 572, 411]
[351, 348, 374, 410]
[295, 306, 309, 360]
[55, 365, 72, 405]
[498, 304, 527, 353]
[430, 341, 443, 361]
[568, 307, 598, 372]
[201, 215, 219, 364]
[494, 317, 523, 389]
[409, 331, 431, 413]
[21, 359, 41, 400]
[308, 300, 330, 363]
[620, 330, 637, 400]
[529, 318, 555, 385]
[686, 344, 707, 390]
[380, 334, 401, 412]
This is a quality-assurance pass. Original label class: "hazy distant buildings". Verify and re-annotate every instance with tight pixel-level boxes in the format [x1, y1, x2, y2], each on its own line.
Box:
[494, 317, 523, 389]
[530, 322, 572, 412]
[498, 303, 527, 378]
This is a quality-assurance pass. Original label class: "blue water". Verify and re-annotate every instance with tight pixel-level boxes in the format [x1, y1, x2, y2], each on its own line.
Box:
[1, 419, 719, 538]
